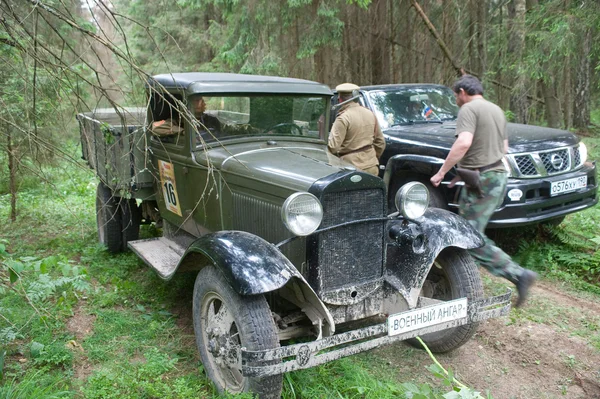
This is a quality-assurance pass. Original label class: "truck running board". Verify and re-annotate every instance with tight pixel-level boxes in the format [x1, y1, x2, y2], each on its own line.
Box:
[128, 237, 186, 280]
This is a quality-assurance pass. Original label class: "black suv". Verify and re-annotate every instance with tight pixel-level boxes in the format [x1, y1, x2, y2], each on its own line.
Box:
[335, 84, 598, 228]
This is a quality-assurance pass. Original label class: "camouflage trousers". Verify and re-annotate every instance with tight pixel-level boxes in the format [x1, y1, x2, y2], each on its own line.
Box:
[459, 170, 524, 282]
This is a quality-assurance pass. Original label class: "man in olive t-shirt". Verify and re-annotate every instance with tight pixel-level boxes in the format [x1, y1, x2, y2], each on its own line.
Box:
[430, 75, 537, 308]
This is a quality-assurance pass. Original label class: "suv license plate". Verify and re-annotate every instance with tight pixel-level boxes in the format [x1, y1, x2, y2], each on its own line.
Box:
[388, 298, 468, 336]
[550, 176, 587, 197]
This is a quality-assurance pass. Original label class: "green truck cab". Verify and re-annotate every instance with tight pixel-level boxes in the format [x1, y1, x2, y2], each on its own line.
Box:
[78, 73, 510, 399]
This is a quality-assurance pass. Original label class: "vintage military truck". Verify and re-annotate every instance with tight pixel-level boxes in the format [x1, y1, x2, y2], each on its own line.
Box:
[78, 73, 511, 399]
[333, 84, 598, 228]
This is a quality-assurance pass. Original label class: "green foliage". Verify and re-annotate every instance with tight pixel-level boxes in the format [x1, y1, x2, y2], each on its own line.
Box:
[0, 371, 70, 399]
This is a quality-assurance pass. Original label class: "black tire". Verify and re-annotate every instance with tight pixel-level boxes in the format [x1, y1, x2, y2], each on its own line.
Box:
[193, 266, 282, 399]
[120, 198, 141, 251]
[96, 182, 123, 253]
[407, 247, 484, 353]
[388, 177, 447, 212]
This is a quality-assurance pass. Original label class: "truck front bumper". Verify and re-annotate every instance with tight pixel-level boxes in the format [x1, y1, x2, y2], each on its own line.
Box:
[241, 290, 511, 377]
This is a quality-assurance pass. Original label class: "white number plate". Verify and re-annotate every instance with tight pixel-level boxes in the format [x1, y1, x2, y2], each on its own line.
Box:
[388, 298, 468, 336]
[550, 176, 587, 197]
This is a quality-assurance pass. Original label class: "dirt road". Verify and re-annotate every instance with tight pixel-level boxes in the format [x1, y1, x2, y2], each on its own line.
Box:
[379, 273, 600, 399]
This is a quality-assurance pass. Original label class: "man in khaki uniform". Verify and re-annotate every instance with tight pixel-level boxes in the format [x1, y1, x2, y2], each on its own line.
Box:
[328, 83, 386, 176]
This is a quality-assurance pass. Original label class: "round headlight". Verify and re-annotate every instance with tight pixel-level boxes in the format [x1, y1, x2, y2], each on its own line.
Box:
[281, 192, 323, 236]
[395, 182, 429, 220]
[579, 142, 588, 165]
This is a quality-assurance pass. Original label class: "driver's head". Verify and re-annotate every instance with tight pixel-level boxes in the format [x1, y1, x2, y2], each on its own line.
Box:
[193, 96, 207, 115]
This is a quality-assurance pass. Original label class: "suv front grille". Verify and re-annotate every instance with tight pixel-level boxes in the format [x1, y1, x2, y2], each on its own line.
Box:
[509, 144, 583, 178]
[514, 155, 537, 176]
[314, 188, 385, 292]
[540, 149, 570, 173]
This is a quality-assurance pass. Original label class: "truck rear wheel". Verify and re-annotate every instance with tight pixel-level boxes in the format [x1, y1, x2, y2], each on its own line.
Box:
[193, 266, 282, 399]
[96, 182, 122, 253]
[120, 198, 141, 250]
[408, 247, 483, 353]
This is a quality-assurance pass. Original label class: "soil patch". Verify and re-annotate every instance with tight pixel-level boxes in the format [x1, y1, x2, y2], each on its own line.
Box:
[65, 304, 97, 381]
[377, 274, 600, 399]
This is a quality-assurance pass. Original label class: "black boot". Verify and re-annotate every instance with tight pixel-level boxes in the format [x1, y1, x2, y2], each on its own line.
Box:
[514, 270, 538, 308]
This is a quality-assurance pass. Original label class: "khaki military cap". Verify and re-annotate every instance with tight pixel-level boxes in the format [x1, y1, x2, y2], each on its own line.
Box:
[335, 83, 360, 93]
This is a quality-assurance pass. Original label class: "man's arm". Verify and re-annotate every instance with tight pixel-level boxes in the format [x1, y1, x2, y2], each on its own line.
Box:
[430, 131, 473, 187]
[328, 117, 348, 154]
[504, 139, 508, 154]
[373, 121, 386, 158]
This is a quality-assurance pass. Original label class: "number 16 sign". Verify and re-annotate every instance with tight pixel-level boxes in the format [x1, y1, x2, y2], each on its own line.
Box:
[158, 160, 182, 216]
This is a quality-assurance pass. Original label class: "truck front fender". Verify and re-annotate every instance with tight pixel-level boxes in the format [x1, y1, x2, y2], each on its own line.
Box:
[178, 231, 298, 296]
[178, 230, 335, 336]
[386, 208, 483, 307]
[382, 154, 444, 187]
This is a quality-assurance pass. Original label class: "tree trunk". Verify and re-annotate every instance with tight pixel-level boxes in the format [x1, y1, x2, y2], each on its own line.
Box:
[370, 0, 391, 84]
[508, 0, 528, 123]
[539, 80, 560, 128]
[476, 0, 487, 77]
[8, 124, 17, 222]
[573, 28, 591, 130]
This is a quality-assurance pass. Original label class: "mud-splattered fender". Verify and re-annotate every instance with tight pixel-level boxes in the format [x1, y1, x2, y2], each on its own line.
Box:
[178, 231, 297, 295]
[178, 231, 335, 335]
[386, 208, 483, 308]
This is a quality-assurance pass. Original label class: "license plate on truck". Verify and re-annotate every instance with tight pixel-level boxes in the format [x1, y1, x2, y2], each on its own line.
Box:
[388, 298, 468, 336]
[550, 176, 587, 196]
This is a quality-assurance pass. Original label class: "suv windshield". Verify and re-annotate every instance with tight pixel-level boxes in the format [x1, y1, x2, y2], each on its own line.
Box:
[191, 94, 328, 145]
[367, 87, 459, 128]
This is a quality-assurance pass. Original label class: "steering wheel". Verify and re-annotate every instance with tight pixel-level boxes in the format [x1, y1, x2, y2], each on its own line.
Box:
[264, 122, 303, 136]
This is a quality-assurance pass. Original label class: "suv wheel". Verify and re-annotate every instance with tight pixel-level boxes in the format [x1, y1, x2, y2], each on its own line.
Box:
[193, 266, 282, 398]
[408, 247, 483, 353]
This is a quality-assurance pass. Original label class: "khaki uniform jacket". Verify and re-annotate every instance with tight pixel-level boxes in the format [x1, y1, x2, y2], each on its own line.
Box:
[328, 102, 386, 175]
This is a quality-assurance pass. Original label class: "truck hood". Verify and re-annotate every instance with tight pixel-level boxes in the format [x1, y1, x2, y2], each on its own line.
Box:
[385, 122, 579, 153]
[201, 141, 351, 192]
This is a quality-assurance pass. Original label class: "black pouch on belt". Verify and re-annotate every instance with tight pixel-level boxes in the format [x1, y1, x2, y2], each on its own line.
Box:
[456, 168, 484, 198]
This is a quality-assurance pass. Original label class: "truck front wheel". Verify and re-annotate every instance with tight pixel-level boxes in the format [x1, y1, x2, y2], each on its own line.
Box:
[408, 247, 483, 353]
[193, 266, 282, 399]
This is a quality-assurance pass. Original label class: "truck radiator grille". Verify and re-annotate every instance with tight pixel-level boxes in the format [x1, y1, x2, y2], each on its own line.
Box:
[509, 144, 584, 178]
[314, 189, 385, 291]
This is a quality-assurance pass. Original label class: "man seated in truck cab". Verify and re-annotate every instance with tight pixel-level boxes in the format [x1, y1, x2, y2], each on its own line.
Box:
[192, 96, 222, 137]
[151, 116, 183, 137]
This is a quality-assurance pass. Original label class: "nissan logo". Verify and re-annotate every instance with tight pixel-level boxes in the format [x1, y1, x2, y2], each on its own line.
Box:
[550, 154, 564, 169]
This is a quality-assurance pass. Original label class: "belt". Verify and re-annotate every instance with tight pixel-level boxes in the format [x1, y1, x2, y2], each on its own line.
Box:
[464, 159, 504, 173]
[339, 145, 372, 157]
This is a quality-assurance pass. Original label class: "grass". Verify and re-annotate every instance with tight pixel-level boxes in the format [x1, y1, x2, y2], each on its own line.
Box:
[1, 136, 599, 398]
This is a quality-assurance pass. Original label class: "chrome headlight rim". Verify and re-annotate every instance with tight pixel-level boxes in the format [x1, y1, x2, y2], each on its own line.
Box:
[281, 192, 323, 237]
[395, 182, 430, 220]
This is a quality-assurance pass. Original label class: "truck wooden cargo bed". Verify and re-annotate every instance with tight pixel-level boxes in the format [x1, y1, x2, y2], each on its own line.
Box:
[77, 107, 154, 198]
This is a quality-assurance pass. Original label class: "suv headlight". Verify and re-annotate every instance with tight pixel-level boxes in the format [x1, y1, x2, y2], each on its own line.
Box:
[501, 156, 512, 177]
[281, 192, 323, 236]
[395, 182, 429, 220]
[579, 142, 588, 165]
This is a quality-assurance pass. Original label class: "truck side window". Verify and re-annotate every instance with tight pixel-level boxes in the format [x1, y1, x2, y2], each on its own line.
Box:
[149, 91, 184, 144]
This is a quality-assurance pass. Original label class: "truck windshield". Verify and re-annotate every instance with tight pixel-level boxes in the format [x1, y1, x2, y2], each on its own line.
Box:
[191, 94, 328, 145]
[367, 87, 459, 128]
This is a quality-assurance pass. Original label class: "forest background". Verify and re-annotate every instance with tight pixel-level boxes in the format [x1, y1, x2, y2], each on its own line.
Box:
[1, 1, 600, 398]
[2, 0, 600, 219]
